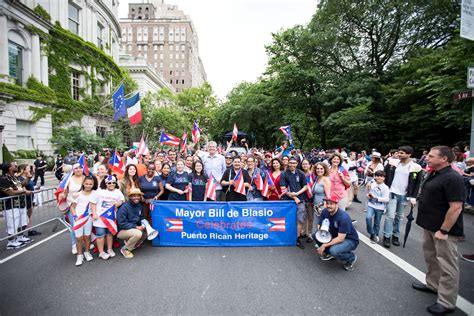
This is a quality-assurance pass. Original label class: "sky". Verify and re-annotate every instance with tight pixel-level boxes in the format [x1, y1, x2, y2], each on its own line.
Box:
[118, 0, 318, 99]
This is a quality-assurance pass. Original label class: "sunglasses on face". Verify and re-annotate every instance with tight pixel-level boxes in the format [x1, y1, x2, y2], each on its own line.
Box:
[106, 181, 116, 185]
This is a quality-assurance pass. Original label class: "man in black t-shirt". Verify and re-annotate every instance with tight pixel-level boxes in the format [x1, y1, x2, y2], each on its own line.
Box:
[412, 146, 465, 315]
[33, 155, 47, 186]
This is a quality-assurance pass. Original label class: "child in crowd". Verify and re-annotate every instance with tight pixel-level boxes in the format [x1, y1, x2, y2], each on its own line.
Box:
[70, 176, 98, 266]
[366, 170, 390, 243]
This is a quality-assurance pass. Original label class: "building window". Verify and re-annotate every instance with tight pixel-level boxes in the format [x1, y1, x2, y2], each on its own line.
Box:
[176, 79, 179, 84]
[16, 120, 32, 150]
[170, 70, 173, 75]
[128, 44, 132, 51]
[143, 53, 147, 59]
[160, 62, 163, 68]
[68, 3, 80, 35]
[181, 62, 185, 68]
[8, 42, 23, 85]
[96, 126, 107, 138]
[175, 54, 179, 59]
[159, 27, 164, 40]
[181, 70, 185, 76]
[170, 54, 173, 59]
[175, 62, 179, 68]
[170, 44, 174, 51]
[154, 53, 158, 59]
[182, 79, 185, 84]
[138, 45, 142, 51]
[170, 63, 173, 68]
[143, 27, 148, 41]
[169, 79, 172, 84]
[128, 28, 133, 41]
[137, 27, 142, 42]
[160, 44, 164, 51]
[154, 62, 157, 68]
[144, 44, 148, 51]
[97, 23, 104, 49]
[154, 44, 158, 51]
[71, 70, 80, 101]
[181, 44, 185, 52]
[181, 53, 185, 59]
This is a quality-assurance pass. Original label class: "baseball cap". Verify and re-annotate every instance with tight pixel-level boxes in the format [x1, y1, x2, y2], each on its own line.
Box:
[323, 193, 340, 204]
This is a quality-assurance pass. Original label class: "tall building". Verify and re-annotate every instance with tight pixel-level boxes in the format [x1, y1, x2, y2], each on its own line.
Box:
[0, 0, 124, 159]
[119, 0, 207, 93]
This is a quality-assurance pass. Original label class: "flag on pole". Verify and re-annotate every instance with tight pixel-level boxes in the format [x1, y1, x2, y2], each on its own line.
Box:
[160, 132, 181, 146]
[113, 83, 126, 121]
[181, 130, 188, 153]
[232, 123, 238, 142]
[136, 136, 149, 156]
[279, 125, 293, 141]
[192, 122, 201, 144]
[73, 204, 90, 231]
[109, 149, 125, 175]
[233, 169, 246, 195]
[205, 173, 217, 201]
[77, 153, 90, 176]
[306, 174, 315, 199]
[125, 92, 142, 125]
[99, 205, 117, 235]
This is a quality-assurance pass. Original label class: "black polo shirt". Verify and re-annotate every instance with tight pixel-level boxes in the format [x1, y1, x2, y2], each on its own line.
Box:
[416, 166, 465, 236]
[280, 169, 307, 202]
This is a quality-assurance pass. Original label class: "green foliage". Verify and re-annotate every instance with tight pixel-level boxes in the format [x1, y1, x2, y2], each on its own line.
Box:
[2, 144, 15, 162]
[51, 127, 126, 153]
[33, 4, 51, 21]
[15, 150, 39, 159]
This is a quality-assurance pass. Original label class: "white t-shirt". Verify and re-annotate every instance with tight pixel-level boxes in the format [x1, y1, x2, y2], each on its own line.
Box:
[344, 160, 358, 182]
[92, 188, 125, 228]
[72, 190, 98, 217]
[390, 162, 410, 195]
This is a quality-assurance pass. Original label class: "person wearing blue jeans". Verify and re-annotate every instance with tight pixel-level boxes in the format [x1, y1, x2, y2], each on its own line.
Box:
[382, 146, 422, 248]
[315, 193, 359, 271]
[366, 171, 390, 243]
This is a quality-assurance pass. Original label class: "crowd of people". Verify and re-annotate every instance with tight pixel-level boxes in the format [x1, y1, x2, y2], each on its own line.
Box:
[0, 139, 471, 314]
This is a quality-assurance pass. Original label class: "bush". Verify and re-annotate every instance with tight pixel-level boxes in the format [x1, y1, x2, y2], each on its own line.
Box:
[2, 144, 15, 162]
[15, 149, 39, 159]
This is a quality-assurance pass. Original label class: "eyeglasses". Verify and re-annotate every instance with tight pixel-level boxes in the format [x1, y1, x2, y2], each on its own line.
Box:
[106, 181, 116, 185]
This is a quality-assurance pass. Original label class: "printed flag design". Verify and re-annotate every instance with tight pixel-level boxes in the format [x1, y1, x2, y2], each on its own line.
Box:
[192, 122, 201, 144]
[136, 136, 149, 156]
[233, 169, 246, 195]
[109, 149, 125, 175]
[160, 132, 181, 146]
[205, 174, 217, 201]
[279, 125, 293, 141]
[261, 171, 274, 198]
[306, 174, 315, 199]
[267, 218, 286, 232]
[113, 83, 126, 121]
[232, 123, 238, 142]
[165, 218, 183, 232]
[181, 130, 188, 153]
[99, 205, 117, 235]
[125, 92, 142, 125]
[77, 153, 90, 176]
[54, 171, 72, 207]
[73, 204, 90, 231]
[253, 170, 264, 191]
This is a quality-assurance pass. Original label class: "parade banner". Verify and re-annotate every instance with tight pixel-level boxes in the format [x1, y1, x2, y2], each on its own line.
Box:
[151, 201, 296, 247]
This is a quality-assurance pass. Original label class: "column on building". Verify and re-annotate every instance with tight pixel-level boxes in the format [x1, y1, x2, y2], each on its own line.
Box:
[31, 34, 41, 81]
[40, 46, 48, 85]
[0, 14, 9, 81]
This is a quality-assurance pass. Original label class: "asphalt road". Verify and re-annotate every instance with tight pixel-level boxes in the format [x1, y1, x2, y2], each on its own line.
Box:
[0, 190, 472, 315]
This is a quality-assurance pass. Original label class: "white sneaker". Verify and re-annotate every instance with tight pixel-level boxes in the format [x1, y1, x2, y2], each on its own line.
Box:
[6, 239, 25, 250]
[72, 246, 78, 255]
[75, 255, 83, 266]
[90, 243, 95, 250]
[17, 235, 33, 244]
[99, 252, 110, 260]
[107, 249, 116, 258]
[83, 252, 93, 262]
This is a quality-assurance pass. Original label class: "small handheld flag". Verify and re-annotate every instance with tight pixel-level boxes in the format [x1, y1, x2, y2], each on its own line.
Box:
[192, 122, 201, 144]
[113, 83, 126, 121]
[181, 130, 188, 153]
[109, 149, 125, 175]
[136, 136, 149, 156]
[77, 153, 90, 176]
[279, 125, 292, 141]
[232, 124, 238, 142]
[205, 173, 217, 201]
[233, 169, 246, 195]
[99, 205, 117, 235]
[306, 174, 315, 199]
[54, 171, 72, 210]
[160, 132, 181, 146]
[73, 204, 90, 231]
[253, 170, 264, 191]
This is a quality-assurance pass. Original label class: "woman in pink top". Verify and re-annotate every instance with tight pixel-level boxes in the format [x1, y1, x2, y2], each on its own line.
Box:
[328, 153, 351, 210]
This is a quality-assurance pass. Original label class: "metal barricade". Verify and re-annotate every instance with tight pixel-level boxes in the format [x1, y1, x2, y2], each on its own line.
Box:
[0, 187, 69, 241]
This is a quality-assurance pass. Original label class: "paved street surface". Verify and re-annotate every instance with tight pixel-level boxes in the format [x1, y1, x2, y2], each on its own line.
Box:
[0, 190, 473, 315]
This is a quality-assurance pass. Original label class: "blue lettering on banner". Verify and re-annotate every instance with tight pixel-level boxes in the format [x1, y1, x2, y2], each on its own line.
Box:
[151, 201, 297, 247]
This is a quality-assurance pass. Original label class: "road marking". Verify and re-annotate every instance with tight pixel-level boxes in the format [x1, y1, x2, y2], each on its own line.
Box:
[0, 228, 68, 265]
[358, 231, 474, 315]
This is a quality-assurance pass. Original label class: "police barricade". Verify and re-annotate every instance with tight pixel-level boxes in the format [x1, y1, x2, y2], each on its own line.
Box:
[151, 201, 296, 247]
[0, 188, 69, 242]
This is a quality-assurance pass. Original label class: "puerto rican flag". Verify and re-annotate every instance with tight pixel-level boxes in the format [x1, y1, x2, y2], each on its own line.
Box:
[233, 169, 246, 195]
[192, 122, 201, 144]
[279, 125, 292, 141]
[54, 171, 72, 208]
[77, 153, 90, 176]
[306, 174, 315, 199]
[160, 131, 181, 146]
[125, 92, 142, 125]
[261, 171, 274, 198]
[109, 149, 125, 175]
[205, 173, 217, 201]
[165, 218, 183, 232]
[253, 170, 264, 191]
[136, 136, 149, 156]
[73, 204, 90, 231]
[267, 218, 286, 232]
[181, 130, 188, 153]
[232, 123, 238, 142]
[99, 205, 117, 235]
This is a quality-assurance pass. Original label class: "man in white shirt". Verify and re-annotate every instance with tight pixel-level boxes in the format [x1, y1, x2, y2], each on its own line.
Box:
[197, 141, 227, 201]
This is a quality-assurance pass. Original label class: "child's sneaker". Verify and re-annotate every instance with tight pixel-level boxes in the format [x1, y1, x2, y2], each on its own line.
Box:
[107, 249, 116, 258]
[99, 252, 110, 260]
[120, 246, 134, 259]
[83, 252, 93, 262]
[75, 255, 84, 266]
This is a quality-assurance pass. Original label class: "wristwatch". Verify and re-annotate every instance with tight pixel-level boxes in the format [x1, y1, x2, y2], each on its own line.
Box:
[439, 229, 449, 235]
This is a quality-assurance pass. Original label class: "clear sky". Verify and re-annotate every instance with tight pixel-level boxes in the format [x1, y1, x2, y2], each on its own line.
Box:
[118, 0, 318, 99]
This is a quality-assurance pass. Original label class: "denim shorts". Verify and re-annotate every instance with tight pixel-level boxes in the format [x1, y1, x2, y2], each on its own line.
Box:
[94, 226, 111, 237]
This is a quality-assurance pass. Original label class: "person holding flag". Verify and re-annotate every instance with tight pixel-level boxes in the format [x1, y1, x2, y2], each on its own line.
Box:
[92, 175, 125, 260]
[70, 176, 98, 266]
[220, 157, 251, 201]
[245, 156, 266, 201]
[276, 140, 295, 158]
